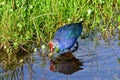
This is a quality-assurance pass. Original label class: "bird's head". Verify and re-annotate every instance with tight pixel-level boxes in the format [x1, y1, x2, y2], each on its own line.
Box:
[49, 40, 60, 57]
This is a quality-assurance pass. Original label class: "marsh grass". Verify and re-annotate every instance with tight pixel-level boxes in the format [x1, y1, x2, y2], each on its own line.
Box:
[0, 0, 120, 58]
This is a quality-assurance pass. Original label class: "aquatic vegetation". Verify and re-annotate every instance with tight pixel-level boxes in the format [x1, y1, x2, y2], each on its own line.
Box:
[0, 0, 120, 57]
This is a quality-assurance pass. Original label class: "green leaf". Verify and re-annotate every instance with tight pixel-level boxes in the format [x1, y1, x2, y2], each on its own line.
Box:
[55, 47, 60, 53]
[118, 15, 120, 22]
[118, 25, 120, 30]
[14, 42, 18, 47]
[17, 23, 23, 31]
[41, 44, 46, 49]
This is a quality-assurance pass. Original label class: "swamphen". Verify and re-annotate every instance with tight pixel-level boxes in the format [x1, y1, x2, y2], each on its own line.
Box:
[49, 21, 83, 56]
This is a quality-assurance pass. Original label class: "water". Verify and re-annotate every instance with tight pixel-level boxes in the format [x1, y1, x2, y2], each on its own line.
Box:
[0, 38, 120, 80]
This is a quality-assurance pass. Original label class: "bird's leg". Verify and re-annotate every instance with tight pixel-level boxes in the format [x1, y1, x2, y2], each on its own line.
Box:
[71, 41, 78, 52]
[75, 41, 78, 50]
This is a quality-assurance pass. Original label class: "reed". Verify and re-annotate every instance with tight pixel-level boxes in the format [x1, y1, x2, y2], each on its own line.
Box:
[0, 0, 120, 56]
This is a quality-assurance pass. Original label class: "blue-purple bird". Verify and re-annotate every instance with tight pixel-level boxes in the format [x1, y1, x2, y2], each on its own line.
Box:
[49, 21, 83, 56]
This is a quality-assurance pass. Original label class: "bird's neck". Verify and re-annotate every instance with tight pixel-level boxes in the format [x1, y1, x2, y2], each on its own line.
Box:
[51, 40, 59, 48]
[52, 39, 67, 51]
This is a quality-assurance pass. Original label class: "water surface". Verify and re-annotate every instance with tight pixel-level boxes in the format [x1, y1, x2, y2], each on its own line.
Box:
[0, 38, 120, 80]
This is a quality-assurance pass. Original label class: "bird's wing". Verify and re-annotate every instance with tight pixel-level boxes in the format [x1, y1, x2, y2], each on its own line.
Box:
[54, 24, 82, 40]
[66, 25, 82, 40]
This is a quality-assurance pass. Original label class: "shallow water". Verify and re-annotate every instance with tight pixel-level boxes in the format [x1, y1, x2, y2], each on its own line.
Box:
[0, 38, 120, 80]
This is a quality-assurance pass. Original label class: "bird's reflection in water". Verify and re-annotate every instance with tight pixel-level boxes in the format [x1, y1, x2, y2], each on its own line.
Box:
[50, 51, 83, 75]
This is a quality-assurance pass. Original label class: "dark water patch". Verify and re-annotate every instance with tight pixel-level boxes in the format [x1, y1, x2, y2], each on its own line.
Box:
[49, 52, 83, 75]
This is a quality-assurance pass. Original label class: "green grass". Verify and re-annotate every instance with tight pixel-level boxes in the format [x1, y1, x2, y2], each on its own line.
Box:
[0, 0, 120, 57]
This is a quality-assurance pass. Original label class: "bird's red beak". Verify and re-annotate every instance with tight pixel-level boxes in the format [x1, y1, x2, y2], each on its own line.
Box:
[49, 42, 53, 53]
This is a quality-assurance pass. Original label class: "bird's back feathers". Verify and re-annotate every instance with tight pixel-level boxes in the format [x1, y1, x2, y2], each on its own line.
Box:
[54, 21, 83, 40]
